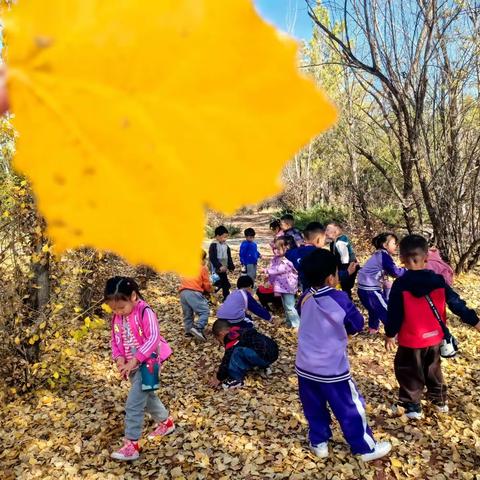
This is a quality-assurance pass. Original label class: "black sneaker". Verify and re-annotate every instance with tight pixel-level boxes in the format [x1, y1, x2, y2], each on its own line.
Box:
[221, 378, 244, 390]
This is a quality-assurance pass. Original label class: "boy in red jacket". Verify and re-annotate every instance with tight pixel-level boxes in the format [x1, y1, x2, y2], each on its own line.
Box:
[385, 235, 480, 419]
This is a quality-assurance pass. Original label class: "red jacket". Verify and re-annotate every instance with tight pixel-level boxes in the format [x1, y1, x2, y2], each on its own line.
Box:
[386, 270, 478, 348]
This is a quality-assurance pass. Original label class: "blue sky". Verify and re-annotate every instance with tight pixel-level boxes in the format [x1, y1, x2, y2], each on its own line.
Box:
[254, 0, 313, 40]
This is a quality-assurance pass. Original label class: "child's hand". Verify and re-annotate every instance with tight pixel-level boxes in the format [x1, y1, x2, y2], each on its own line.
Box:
[115, 357, 126, 373]
[475, 321, 480, 332]
[120, 358, 139, 378]
[219, 266, 227, 273]
[385, 336, 396, 351]
[208, 376, 221, 388]
[347, 261, 359, 275]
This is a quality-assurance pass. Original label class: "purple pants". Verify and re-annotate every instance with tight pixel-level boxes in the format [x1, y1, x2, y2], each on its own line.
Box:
[298, 375, 376, 455]
[358, 289, 388, 330]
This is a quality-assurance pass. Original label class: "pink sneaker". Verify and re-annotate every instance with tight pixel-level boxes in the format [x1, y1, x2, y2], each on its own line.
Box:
[147, 416, 175, 440]
[111, 439, 140, 461]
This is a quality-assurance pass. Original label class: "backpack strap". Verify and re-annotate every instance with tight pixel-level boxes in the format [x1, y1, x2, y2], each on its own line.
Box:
[425, 294, 450, 339]
[240, 289, 249, 309]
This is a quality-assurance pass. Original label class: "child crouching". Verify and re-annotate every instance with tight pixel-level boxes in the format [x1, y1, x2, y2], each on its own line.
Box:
[296, 250, 391, 462]
[209, 320, 279, 389]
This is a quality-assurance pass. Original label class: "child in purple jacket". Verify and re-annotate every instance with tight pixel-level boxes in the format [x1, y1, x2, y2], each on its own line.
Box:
[265, 236, 300, 328]
[357, 232, 405, 334]
[296, 249, 391, 462]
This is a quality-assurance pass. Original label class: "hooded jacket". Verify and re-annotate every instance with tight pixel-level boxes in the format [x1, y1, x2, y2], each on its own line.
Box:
[425, 248, 454, 286]
[386, 269, 478, 348]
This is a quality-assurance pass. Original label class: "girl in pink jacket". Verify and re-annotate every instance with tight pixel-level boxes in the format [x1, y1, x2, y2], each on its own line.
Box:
[265, 237, 300, 328]
[107, 276, 174, 461]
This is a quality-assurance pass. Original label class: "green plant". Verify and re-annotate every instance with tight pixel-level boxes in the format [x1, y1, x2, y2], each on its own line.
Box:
[273, 205, 348, 231]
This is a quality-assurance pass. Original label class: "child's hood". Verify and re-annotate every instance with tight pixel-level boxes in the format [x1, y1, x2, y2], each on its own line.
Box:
[401, 269, 445, 298]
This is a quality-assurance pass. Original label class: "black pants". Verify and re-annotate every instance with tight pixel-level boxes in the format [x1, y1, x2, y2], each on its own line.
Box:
[214, 272, 231, 300]
[256, 289, 283, 312]
[339, 265, 359, 300]
[394, 344, 447, 407]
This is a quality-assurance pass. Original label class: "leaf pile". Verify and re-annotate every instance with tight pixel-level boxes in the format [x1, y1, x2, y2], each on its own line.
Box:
[1, 224, 480, 479]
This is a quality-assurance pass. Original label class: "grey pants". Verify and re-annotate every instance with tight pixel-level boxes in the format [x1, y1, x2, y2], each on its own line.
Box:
[246, 264, 257, 282]
[125, 370, 169, 441]
[180, 289, 210, 332]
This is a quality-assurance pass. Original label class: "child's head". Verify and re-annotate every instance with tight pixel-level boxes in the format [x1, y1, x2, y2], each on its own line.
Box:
[104, 276, 142, 316]
[212, 319, 231, 344]
[372, 232, 399, 255]
[399, 234, 428, 270]
[201, 250, 207, 265]
[244, 227, 256, 241]
[237, 275, 254, 291]
[214, 225, 229, 243]
[303, 249, 338, 288]
[280, 213, 295, 231]
[325, 221, 343, 240]
[304, 221, 326, 248]
[274, 235, 295, 256]
[270, 219, 281, 235]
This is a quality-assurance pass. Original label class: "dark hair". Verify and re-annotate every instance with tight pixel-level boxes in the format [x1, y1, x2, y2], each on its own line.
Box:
[104, 276, 143, 302]
[399, 234, 428, 259]
[280, 213, 295, 223]
[277, 234, 296, 251]
[202, 250, 207, 260]
[212, 319, 230, 337]
[214, 225, 229, 237]
[270, 219, 281, 232]
[304, 221, 325, 241]
[244, 228, 256, 237]
[303, 249, 337, 287]
[327, 220, 343, 230]
[237, 275, 254, 289]
[372, 232, 398, 250]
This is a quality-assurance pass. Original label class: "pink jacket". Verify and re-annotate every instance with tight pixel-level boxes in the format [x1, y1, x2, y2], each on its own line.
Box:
[426, 248, 454, 286]
[267, 256, 298, 295]
[111, 300, 171, 364]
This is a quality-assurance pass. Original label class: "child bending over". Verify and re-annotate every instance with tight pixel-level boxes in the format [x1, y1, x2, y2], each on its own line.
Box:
[357, 232, 405, 334]
[209, 320, 279, 389]
[179, 250, 211, 341]
[217, 275, 272, 329]
[385, 235, 480, 419]
[296, 250, 391, 462]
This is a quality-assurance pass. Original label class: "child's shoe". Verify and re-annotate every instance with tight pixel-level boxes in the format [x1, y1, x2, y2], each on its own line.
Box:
[190, 327, 207, 342]
[360, 441, 392, 462]
[147, 416, 176, 440]
[222, 378, 244, 390]
[310, 442, 329, 459]
[435, 404, 449, 413]
[111, 439, 140, 461]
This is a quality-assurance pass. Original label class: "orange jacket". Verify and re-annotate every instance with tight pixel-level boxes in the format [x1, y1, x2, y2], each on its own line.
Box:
[180, 265, 212, 293]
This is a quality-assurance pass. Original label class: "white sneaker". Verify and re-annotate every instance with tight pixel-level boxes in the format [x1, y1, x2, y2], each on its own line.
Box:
[190, 327, 207, 342]
[360, 441, 392, 462]
[310, 442, 329, 459]
[435, 404, 449, 413]
[405, 411, 423, 420]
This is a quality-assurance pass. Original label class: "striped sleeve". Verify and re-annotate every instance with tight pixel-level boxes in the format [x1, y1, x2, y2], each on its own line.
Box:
[135, 307, 161, 363]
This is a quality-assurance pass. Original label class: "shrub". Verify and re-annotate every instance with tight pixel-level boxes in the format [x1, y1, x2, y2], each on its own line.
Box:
[273, 205, 348, 231]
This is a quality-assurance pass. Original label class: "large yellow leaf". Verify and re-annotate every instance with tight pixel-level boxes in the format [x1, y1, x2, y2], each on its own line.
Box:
[2, 0, 336, 275]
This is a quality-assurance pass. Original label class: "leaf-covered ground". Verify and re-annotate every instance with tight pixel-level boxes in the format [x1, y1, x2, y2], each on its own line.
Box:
[1, 217, 480, 479]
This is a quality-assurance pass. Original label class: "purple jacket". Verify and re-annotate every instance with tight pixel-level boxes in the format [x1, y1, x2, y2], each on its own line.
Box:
[217, 289, 271, 323]
[357, 250, 405, 291]
[295, 287, 364, 382]
[266, 256, 298, 295]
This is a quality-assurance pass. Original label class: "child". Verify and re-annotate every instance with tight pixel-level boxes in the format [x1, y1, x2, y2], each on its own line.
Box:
[280, 213, 304, 246]
[240, 228, 261, 282]
[217, 275, 272, 329]
[358, 233, 405, 334]
[269, 219, 283, 251]
[209, 225, 235, 300]
[107, 277, 174, 461]
[296, 250, 391, 461]
[286, 222, 326, 291]
[256, 283, 283, 313]
[266, 236, 300, 328]
[426, 246, 454, 286]
[385, 235, 480, 419]
[209, 319, 279, 389]
[326, 221, 359, 299]
[179, 251, 211, 341]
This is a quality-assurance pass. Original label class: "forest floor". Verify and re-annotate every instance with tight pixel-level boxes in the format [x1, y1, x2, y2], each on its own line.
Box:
[1, 213, 480, 480]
